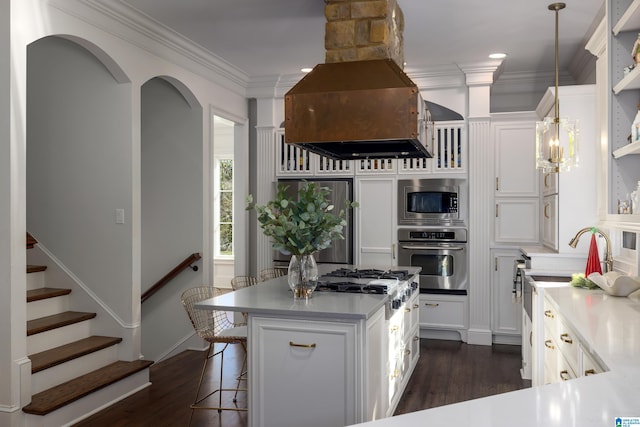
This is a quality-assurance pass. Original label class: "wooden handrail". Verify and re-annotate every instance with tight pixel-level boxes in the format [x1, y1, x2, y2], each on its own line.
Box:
[141, 252, 201, 303]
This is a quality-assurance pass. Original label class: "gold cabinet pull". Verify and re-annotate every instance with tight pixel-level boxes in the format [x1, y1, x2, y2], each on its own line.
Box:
[404, 349, 411, 356]
[413, 303, 419, 309]
[530, 331, 533, 346]
[496, 177, 500, 191]
[390, 325, 400, 332]
[584, 369, 596, 376]
[544, 203, 550, 219]
[544, 173, 550, 188]
[544, 340, 555, 349]
[289, 341, 316, 349]
[560, 333, 573, 344]
[559, 370, 570, 381]
[544, 310, 554, 318]
[413, 335, 420, 341]
[425, 303, 440, 307]
[405, 307, 411, 313]
[495, 204, 499, 218]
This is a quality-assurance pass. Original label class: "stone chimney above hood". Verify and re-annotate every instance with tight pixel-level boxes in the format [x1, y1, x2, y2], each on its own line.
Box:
[284, 0, 432, 160]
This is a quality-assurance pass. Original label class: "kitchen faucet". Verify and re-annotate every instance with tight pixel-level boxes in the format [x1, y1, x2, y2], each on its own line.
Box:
[568, 227, 613, 273]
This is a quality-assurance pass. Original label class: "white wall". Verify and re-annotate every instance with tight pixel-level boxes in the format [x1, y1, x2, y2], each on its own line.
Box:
[140, 77, 204, 361]
[27, 36, 134, 322]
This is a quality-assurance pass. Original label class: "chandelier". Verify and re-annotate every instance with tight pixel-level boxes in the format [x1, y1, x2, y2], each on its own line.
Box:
[536, 3, 579, 173]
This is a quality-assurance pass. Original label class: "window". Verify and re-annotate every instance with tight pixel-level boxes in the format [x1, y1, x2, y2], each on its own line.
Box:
[215, 158, 233, 257]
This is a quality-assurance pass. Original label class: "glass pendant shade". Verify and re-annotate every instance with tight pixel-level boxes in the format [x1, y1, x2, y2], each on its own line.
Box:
[535, 115, 579, 172]
[535, 3, 579, 173]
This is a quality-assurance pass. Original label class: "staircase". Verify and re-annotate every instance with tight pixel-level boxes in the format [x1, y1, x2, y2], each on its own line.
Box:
[22, 233, 153, 426]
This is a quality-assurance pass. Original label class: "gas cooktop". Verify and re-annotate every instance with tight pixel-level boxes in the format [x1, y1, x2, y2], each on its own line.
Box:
[317, 268, 411, 295]
[320, 268, 410, 281]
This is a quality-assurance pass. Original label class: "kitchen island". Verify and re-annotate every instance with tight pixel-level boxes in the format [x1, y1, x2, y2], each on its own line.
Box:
[348, 285, 640, 427]
[196, 265, 421, 427]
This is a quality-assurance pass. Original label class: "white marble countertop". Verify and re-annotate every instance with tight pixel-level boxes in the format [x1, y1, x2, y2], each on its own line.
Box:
[196, 278, 387, 320]
[349, 286, 640, 427]
[195, 265, 421, 321]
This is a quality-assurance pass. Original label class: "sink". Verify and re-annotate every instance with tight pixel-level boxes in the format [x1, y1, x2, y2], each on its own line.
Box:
[530, 275, 572, 282]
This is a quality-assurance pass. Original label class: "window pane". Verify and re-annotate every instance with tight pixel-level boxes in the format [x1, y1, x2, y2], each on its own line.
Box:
[220, 192, 233, 222]
[220, 224, 233, 255]
[220, 160, 233, 191]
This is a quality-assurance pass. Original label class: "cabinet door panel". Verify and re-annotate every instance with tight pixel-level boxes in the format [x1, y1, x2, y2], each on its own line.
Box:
[356, 177, 395, 265]
[493, 122, 538, 197]
[251, 317, 357, 427]
[494, 199, 540, 243]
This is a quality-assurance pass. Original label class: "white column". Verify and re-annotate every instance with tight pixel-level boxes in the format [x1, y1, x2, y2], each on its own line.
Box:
[1, 0, 31, 415]
[460, 62, 502, 346]
[254, 98, 279, 274]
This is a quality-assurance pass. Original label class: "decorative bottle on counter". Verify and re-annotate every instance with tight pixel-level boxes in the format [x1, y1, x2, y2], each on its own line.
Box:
[632, 103, 640, 144]
[631, 181, 640, 214]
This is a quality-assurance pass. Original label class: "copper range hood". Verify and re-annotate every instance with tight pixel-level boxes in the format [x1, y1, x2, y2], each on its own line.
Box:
[284, 59, 432, 160]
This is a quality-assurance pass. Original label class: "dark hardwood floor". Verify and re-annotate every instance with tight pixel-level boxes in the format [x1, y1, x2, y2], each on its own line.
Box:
[73, 339, 530, 427]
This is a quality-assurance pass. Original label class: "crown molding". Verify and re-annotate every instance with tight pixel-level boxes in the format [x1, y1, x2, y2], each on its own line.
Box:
[70, 0, 250, 96]
[457, 59, 504, 86]
[406, 65, 465, 90]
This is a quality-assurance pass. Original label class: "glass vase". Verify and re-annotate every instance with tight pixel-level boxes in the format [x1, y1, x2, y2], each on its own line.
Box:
[287, 254, 318, 300]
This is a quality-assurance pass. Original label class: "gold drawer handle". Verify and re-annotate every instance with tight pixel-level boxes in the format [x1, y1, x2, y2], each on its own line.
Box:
[289, 341, 316, 349]
[413, 335, 420, 341]
[390, 325, 400, 332]
[405, 307, 411, 313]
[544, 310, 554, 318]
[425, 303, 440, 307]
[404, 349, 411, 356]
[413, 303, 419, 309]
[584, 369, 596, 376]
[544, 203, 550, 219]
[559, 370, 571, 381]
[390, 369, 400, 379]
[560, 333, 573, 344]
[544, 340, 555, 349]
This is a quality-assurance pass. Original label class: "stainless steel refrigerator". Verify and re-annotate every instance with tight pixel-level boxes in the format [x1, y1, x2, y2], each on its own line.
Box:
[273, 178, 353, 266]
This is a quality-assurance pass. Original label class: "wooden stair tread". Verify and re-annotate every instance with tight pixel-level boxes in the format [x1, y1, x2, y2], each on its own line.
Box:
[22, 359, 153, 415]
[27, 265, 47, 274]
[27, 311, 96, 336]
[30, 336, 123, 373]
[27, 233, 37, 249]
[27, 287, 72, 303]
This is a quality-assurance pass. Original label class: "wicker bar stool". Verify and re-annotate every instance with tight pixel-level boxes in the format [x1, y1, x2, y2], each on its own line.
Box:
[180, 286, 247, 423]
[259, 267, 287, 282]
[230, 275, 258, 290]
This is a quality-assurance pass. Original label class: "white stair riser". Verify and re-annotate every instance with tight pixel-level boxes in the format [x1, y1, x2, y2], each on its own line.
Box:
[28, 321, 92, 355]
[31, 346, 120, 394]
[27, 271, 46, 290]
[22, 369, 151, 427]
[27, 296, 70, 321]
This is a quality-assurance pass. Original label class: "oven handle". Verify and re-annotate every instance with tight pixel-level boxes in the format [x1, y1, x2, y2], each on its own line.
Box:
[400, 245, 465, 251]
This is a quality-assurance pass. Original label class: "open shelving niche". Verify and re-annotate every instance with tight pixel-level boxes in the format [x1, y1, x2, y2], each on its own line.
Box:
[609, 0, 640, 215]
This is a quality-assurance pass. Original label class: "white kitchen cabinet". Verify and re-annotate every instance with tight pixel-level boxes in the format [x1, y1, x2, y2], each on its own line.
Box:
[541, 294, 604, 385]
[494, 198, 540, 244]
[491, 114, 540, 245]
[356, 177, 396, 265]
[535, 85, 597, 253]
[491, 250, 522, 343]
[418, 293, 468, 342]
[541, 194, 558, 249]
[250, 316, 359, 427]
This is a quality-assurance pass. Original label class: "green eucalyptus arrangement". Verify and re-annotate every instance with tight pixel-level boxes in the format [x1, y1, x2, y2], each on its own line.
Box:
[246, 181, 358, 256]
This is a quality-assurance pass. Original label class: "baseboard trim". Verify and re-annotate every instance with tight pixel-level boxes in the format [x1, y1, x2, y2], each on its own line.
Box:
[466, 328, 492, 346]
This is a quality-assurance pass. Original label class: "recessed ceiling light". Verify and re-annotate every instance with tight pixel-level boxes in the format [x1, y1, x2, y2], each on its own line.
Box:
[489, 53, 507, 59]
[301, 67, 313, 73]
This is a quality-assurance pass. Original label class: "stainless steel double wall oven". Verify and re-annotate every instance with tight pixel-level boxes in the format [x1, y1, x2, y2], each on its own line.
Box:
[397, 179, 468, 294]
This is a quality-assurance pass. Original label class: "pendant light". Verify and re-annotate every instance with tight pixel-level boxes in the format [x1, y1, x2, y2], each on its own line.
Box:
[536, 2, 579, 173]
